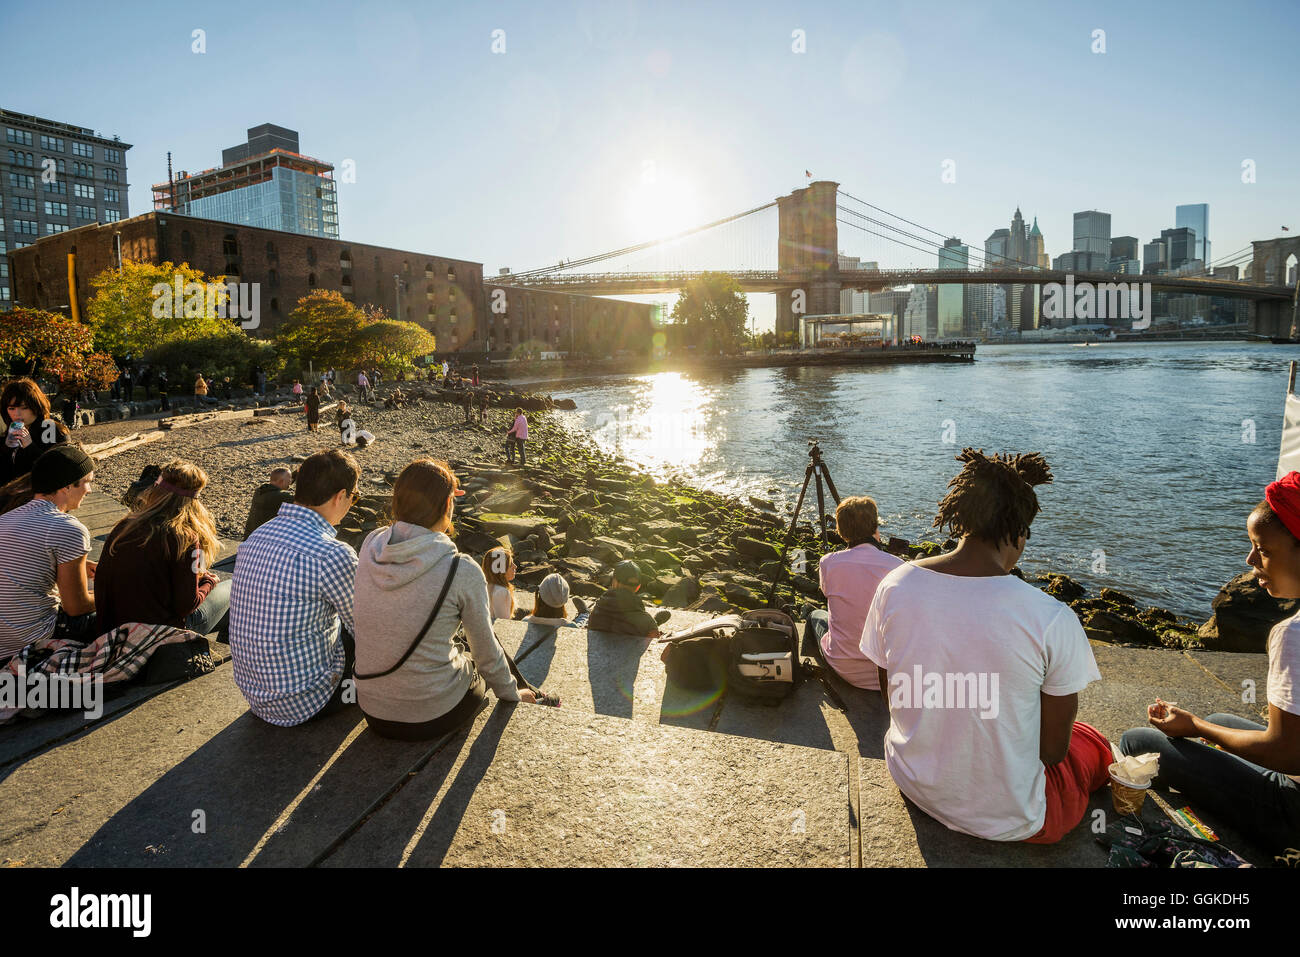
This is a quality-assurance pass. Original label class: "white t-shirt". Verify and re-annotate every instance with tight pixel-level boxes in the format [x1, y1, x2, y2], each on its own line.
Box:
[1267, 611, 1300, 717]
[861, 562, 1101, 842]
[488, 583, 513, 622]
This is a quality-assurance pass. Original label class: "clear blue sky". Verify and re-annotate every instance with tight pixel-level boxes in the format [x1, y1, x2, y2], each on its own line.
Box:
[4, 0, 1296, 328]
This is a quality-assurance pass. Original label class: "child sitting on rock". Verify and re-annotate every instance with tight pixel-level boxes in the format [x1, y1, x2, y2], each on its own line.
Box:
[588, 560, 672, 638]
[1120, 471, 1300, 857]
[525, 573, 589, 631]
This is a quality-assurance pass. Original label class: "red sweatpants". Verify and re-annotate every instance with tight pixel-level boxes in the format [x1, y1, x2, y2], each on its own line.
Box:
[1025, 721, 1113, 844]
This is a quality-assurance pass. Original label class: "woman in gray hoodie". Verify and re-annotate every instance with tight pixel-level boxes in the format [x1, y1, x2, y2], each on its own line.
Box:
[353, 459, 558, 740]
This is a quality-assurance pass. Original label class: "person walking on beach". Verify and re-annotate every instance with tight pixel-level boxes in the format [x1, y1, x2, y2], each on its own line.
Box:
[305, 387, 321, 432]
[194, 373, 209, 405]
[505, 408, 528, 466]
[352, 459, 558, 740]
[94, 459, 231, 638]
[357, 370, 370, 402]
[292, 379, 303, 398]
[477, 391, 489, 425]
[861, 449, 1107, 845]
[462, 389, 474, 424]
[228, 449, 361, 726]
[1119, 471, 1300, 856]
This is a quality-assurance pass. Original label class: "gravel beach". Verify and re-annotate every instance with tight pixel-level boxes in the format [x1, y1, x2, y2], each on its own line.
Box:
[79, 399, 526, 541]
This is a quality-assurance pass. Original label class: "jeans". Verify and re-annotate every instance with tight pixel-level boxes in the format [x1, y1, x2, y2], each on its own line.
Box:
[52, 608, 99, 644]
[313, 629, 357, 720]
[506, 437, 526, 465]
[186, 579, 231, 637]
[1121, 714, 1300, 854]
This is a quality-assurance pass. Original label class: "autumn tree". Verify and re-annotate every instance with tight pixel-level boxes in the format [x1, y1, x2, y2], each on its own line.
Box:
[669, 272, 749, 354]
[352, 320, 437, 374]
[278, 290, 366, 373]
[84, 260, 239, 357]
[0, 307, 118, 392]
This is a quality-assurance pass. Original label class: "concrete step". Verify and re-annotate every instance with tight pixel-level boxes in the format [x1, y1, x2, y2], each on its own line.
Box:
[320, 702, 851, 868]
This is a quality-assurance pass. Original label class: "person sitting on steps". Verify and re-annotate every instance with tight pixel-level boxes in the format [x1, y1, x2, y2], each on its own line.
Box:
[352, 458, 558, 741]
[1119, 471, 1300, 857]
[805, 495, 902, 691]
[228, 449, 362, 726]
[243, 467, 295, 538]
[587, 560, 671, 638]
[482, 545, 516, 622]
[861, 448, 1108, 845]
[0, 446, 98, 663]
[94, 459, 231, 639]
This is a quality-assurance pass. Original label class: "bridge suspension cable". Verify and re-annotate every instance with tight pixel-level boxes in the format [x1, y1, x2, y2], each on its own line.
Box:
[502, 201, 777, 281]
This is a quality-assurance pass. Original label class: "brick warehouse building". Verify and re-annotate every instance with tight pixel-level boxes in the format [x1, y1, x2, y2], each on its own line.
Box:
[6, 211, 655, 357]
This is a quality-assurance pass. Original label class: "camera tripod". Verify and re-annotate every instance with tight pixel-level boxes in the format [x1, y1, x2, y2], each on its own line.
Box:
[765, 440, 842, 605]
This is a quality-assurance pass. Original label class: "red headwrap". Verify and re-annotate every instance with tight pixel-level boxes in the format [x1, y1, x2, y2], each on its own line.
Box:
[1265, 471, 1300, 540]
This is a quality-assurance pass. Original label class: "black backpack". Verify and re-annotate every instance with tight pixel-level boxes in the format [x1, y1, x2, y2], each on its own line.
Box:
[660, 609, 800, 703]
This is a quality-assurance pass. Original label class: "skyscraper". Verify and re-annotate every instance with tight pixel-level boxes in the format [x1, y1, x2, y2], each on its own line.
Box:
[1073, 210, 1111, 257]
[937, 237, 968, 337]
[1009, 208, 1027, 266]
[1027, 217, 1047, 268]
[1175, 204, 1209, 265]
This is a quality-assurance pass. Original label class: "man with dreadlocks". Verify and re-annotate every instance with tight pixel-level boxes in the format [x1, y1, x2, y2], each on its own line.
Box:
[861, 448, 1109, 844]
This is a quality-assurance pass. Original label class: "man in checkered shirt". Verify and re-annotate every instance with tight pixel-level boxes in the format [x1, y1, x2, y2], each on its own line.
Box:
[229, 450, 361, 726]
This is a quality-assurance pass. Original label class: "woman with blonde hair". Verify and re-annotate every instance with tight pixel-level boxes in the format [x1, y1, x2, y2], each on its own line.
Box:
[94, 459, 231, 636]
[482, 545, 516, 621]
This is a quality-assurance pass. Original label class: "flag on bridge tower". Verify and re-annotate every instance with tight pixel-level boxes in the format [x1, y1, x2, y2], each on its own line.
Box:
[805, 170, 812, 179]
[1283, 226, 1291, 232]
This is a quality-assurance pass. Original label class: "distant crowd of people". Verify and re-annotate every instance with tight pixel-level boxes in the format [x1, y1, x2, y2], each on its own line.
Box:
[0, 371, 1295, 856]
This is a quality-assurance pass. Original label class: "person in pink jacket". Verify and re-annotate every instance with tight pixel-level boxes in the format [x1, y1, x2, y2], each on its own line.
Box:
[506, 408, 528, 466]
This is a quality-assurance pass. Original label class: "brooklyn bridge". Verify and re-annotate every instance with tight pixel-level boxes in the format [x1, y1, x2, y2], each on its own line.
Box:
[494, 180, 1300, 338]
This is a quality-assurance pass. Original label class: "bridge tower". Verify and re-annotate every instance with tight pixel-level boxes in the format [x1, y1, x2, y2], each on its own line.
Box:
[1250, 237, 1300, 338]
[775, 180, 840, 339]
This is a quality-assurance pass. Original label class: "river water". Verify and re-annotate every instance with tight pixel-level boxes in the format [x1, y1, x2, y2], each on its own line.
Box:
[554, 342, 1300, 619]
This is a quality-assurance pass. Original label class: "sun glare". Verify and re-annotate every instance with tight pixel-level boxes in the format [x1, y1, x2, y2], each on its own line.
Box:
[625, 166, 700, 240]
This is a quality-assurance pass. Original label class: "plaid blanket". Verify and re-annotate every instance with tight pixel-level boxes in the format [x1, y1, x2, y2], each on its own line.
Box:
[0, 622, 203, 723]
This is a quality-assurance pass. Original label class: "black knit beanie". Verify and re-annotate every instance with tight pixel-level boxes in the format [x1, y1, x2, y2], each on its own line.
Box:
[31, 445, 94, 494]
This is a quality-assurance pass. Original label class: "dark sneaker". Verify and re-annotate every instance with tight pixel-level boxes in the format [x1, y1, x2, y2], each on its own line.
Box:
[535, 691, 561, 708]
[573, 596, 589, 617]
[654, 610, 672, 625]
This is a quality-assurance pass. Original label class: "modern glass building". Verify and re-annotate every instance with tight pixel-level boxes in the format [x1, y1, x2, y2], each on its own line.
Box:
[153, 125, 339, 239]
[937, 237, 969, 338]
[1175, 203, 1209, 265]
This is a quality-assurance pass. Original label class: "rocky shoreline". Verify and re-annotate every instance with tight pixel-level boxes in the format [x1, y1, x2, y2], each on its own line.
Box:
[76, 380, 1290, 654]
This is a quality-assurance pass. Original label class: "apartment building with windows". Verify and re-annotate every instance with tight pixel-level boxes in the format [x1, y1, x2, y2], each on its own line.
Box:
[0, 108, 130, 309]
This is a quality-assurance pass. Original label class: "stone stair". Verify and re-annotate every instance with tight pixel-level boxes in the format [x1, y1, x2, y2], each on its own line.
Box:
[0, 607, 1279, 868]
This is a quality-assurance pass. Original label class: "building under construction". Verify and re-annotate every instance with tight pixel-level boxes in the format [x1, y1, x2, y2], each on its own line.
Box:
[152, 123, 338, 239]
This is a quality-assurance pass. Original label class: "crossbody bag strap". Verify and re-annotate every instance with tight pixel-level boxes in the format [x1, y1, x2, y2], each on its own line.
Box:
[353, 555, 461, 681]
